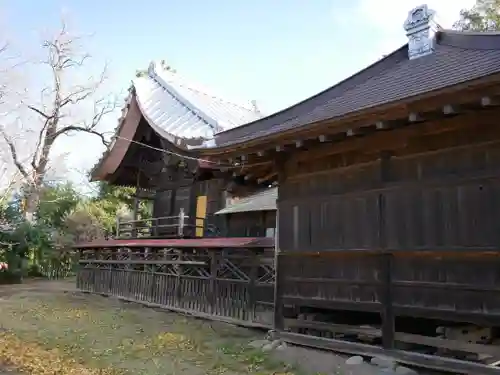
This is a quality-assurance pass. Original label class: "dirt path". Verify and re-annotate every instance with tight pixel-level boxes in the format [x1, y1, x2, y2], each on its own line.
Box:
[0, 280, 422, 375]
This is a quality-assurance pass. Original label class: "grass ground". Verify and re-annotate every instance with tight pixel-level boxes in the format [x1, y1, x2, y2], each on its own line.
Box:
[0, 280, 296, 375]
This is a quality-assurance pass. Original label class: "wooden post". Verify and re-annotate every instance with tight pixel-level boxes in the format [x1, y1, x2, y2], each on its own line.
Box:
[248, 251, 258, 322]
[379, 150, 395, 349]
[273, 158, 285, 331]
[178, 208, 185, 237]
[132, 173, 141, 238]
[115, 216, 120, 238]
[209, 251, 218, 314]
[273, 207, 284, 331]
[381, 253, 394, 349]
[175, 249, 183, 307]
[153, 218, 159, 237]
[132, 195, 139, 238]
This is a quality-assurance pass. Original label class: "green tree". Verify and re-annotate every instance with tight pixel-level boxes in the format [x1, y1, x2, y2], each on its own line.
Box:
[93, 181, 152, 222]
[454, 0, 500, 31]
[36, 183, 81, 228]
[0, 179, 153, 283]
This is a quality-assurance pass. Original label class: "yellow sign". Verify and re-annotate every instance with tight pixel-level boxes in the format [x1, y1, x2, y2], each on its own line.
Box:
[195, 195, 207, 237]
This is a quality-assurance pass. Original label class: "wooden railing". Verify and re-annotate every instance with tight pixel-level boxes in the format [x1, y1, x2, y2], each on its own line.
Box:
[76, 246, 275, 327]
[116, 209, 220, 239]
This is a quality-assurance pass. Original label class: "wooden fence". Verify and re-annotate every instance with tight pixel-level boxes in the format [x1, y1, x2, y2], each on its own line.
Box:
[76, 246, 275, 327]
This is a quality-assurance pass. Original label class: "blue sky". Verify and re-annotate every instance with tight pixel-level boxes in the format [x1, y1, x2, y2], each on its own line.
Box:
[1, 0, 475, 187]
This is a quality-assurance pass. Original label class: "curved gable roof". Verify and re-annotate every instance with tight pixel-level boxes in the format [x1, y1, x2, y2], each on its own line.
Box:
[134, 61, 264, 144]
[91, 61, 264, 181]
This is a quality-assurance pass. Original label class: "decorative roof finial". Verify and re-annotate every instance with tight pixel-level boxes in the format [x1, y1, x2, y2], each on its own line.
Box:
[251, 100, 260, 114]
[147, 61, 155, 75]
[403, 5, 441, 60]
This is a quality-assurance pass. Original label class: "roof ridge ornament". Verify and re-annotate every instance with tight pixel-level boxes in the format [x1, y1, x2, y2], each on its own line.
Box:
[404, 4, 441, 60]
[251, 100, 261, 114]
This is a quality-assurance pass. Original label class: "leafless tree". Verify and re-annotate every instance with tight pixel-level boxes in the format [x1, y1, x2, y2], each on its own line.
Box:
[0, 21, 117, 221]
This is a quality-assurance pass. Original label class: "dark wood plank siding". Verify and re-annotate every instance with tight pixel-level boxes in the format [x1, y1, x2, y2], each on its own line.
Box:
[384, 142, 500, 251]
[275, 116, 500, 325]
[279, 140, 500, 253]
[153, 189, 174, 218]
[279, 161, 381, 252]
[280, 253, 383, 311]
[391, 254, 500, 319]
[226, 210, 276, 237]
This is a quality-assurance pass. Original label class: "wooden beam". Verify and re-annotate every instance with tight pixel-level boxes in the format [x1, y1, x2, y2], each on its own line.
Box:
[257, 171, 277, 184]
[408, 112, 420, 122]
[442, 104, 458, 115]
[283, 319, 500, 362]
[318, 135, 330, 142]
[291, 109, 499, 163]
[481, 96, 493, 107]
[199, 80, 500, 157]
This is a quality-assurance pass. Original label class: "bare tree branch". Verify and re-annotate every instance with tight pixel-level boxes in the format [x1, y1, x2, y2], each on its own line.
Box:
[52, 125, 110, 147]
[0, 128, 33, 184]
[27, 104, 53, 119]
[0, 19, 116, 221]
[31, 117, 51, 170]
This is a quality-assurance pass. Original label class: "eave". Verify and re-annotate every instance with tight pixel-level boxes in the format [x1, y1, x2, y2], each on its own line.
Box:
[199, 73, 500, 159]
[90, 95, 142, 182]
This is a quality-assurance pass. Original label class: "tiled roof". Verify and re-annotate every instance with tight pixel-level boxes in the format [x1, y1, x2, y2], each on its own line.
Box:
[215, 188, 277, 215]
[134, 61, 264, 146]
[214, 31, 500, 148]
[90, 62, 265, 181]
[93, 27, 500, 184]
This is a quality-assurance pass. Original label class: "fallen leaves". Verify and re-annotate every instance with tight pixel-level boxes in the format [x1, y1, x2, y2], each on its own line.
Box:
[0, 281, 299, 375]
[0, 331, 122, 375]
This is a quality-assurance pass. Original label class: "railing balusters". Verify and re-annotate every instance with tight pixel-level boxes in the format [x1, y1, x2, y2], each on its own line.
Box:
[115, 212, 217, 239]
[76, 246, 275, 328]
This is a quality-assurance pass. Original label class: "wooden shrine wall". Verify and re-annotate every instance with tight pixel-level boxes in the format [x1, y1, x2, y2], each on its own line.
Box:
[278, 125, 500, 253]
[274, 115, 500, 328]
[152, 174, 227, 235]
[224, 210, 276, 237]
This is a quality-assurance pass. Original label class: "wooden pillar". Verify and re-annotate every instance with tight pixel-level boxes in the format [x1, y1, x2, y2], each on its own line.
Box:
[273, 157, 285, 331]
[132, 172, 141, 238]
[379, 150, 395, 349]
[188, 180, 198, 237]
[223, 214, 230, 237]
[132, 194, 139, 238]
[248, 251, 258, 322]
[209, 250, 219, 314]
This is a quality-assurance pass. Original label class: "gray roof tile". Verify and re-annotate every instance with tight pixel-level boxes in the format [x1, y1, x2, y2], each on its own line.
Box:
[215, 188, 277, 215]
[214, 31, 500, 148]
[134, 61, 264, 145]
